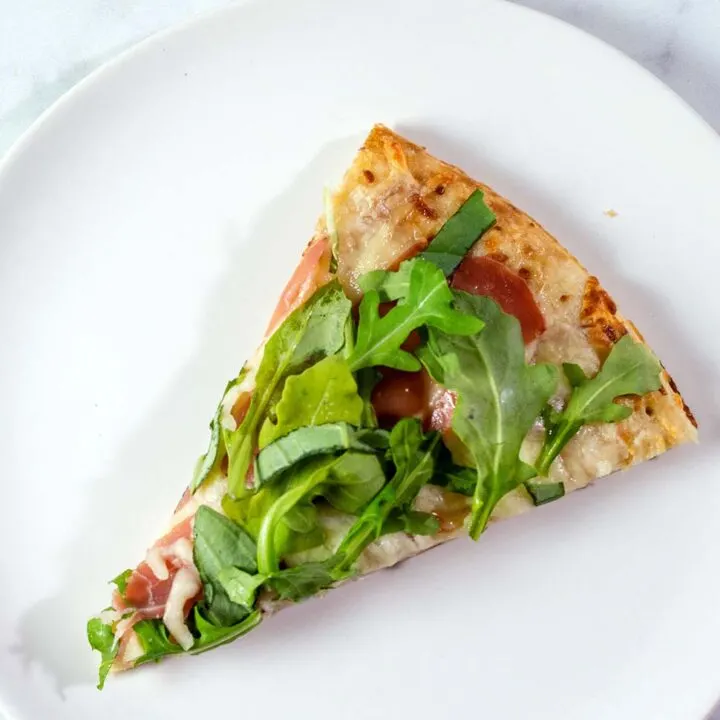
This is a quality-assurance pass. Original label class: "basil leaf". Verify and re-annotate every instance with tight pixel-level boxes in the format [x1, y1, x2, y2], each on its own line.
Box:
[534, 335, 662, 476]
[217, 567, 267, 610]
[420, 190, 496, 275]
[266, 559, 342, 602]
[525, 481, 566, 506]
[347, 259, 484, 372]
[193, 506, 257, 626]
[259, 355, 364, 447]
[334, 419, 440, 574]
[420, 293, 558, 539]
[87, 617, 119, 690]
[255, 422, 386, 487]
[227, 282, 351, 497]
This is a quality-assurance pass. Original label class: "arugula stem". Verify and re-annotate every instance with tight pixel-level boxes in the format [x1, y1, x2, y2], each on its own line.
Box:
[535, 422, 577, 477]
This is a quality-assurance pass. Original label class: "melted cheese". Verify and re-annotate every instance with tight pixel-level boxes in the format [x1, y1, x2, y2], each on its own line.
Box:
[163, 566, 201, 651]
[145, 546, 169, 581]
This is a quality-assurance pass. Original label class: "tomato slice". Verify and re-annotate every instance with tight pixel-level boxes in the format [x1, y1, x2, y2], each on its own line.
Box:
[451, 255, 545, 343]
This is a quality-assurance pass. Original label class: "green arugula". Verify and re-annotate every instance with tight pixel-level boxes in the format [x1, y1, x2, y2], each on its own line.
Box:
[333, 418, 440, 574]
[110, 569, 132, 597]
[132, 608, 262, 666]
[419, 189, 496, 275]
[358, 262, 413, 302]
[226, 282, 351, 497]
[87, 616, 119, 690]
[193, 505, 258, 626]
[533, 335, 662, 476]
[256, 452, 387, 575]
[259, 355, 363, 447]
[191, 376, 244, 493]
[254, 422, 388, 486]
[346, 259, 484, 372]
[217, 566, 267, 610]
[420, 293, 558, 539]
[266, 558, 343, 601]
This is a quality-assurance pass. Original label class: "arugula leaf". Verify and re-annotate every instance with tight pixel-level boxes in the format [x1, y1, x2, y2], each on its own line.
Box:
[334, 419, 440, 574]
[217, 566, 267, 610]
[420, 293, 558, 539]
[193, 506, 257, 626]
[525, 481, 565, 506]
[259, 355, 363, 447]
[534, 335, 662, 476]
[358, 262, 413, 302]
[420, 190, 496, 275]
[227, 282, 351, 497]
[346, 259, 484, 372]
[382, 509, 441, 536]
[321, 451, 386, 514]
[254, 422, 388, 486]
[356, 367, 380, 427]
[190, 376, 244, 493]
[133, 608, 262, 665]
[132, 619, 184, 665]
[256, 457, 338, 574]
[266, 558, 344, 602]
[87, 617, 119, 690]
[110, 569, 132, 597]
[190, 606, 262, 655]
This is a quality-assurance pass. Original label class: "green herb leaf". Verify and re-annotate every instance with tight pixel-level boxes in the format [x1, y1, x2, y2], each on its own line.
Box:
[535, 335, 662, 476]
[259, 355, 363, 447]
[193, 506, 258, 626]
[420, 293, 558, 539]
[132, 608, 263, 666]
[356, 367, 380, 427]
[525, 481, 566, 506]
[132, 619, 183, 666]
[323, 451, 386, 514]
[256, 457, 338, 575]
[334, 419, 440, 574]
[347, 259, 484, 372]
[254, 422, 388, 487]
[190, 606, 262, 655]
[110, 569, 132, 597]
[266, 558, 343, 602]
[87, 617, 119, 690]
[358, 262, 413, 302]
[227, 282, 352, 497]
[420, 190, 496, 275]
[217, 567, 267, 610]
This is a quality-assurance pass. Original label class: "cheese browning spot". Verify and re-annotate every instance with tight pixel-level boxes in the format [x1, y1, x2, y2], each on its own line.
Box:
[435, 184, 446, 195]
[362, 169, 375, 183]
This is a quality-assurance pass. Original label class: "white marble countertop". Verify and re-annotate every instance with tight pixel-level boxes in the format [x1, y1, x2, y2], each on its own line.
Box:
[0, 0, 718, 717]
[0, 0, 718, 158]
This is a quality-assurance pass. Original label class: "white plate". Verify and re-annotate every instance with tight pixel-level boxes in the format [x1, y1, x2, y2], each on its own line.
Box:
[1, 1, 719, 718]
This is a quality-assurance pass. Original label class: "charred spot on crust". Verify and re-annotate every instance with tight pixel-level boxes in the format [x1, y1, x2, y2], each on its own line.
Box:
[410, 193, 437, 219]
[645, 406, 654, 417]
[560, 294, 570, 303]
[580, 276, 627, 354]
[362, 169, 375, 183]
[518, 267, 531, 280]
[435, 184, 446, 195]
[665, 374, 698, 428]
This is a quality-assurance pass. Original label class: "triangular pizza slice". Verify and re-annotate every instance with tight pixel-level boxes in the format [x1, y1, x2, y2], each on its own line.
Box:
[88, 125, 696, 687]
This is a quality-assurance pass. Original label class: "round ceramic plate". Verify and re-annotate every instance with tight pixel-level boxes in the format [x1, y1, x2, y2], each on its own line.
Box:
[1, 1, 719, 718]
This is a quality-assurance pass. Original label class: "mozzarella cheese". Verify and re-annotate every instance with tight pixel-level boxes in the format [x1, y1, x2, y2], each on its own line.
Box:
[163, 566, 201, 651]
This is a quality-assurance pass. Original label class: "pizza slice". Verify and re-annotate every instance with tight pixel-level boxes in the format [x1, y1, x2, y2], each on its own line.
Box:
[88, 125, 697, 687]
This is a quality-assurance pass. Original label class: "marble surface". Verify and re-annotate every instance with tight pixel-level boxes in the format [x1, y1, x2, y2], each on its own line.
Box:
[0, 1, 718, 718]
[0, 0, 718, 159]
